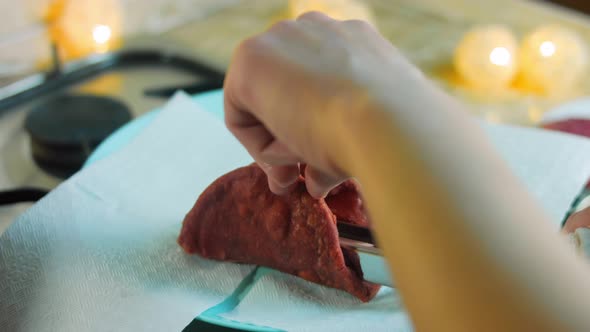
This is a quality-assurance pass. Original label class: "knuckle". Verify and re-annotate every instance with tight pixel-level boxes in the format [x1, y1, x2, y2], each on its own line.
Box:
[268, 19, 298, 33]
[343, 19, 374, 31]
[235, 36, 262, 58]
[296, 11, 329, 22]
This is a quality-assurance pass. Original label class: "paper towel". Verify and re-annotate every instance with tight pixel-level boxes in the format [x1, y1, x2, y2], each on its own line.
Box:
[2, 91, 590, 331]
[0, 93, 255, 331]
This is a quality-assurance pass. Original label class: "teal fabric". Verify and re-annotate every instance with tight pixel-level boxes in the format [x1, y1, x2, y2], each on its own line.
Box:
[85, 89, 283, 331]
[197, 267, 285, 331]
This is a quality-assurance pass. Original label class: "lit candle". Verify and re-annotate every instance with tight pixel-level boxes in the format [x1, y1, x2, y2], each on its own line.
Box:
[453, 25, 518, 90]
[518, 25, 588, 94]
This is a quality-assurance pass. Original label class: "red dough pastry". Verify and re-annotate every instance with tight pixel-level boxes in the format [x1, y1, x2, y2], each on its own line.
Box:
[178, 164, 380, 302]
[543, 118, 590, 138]
[326, 179, 370, 227]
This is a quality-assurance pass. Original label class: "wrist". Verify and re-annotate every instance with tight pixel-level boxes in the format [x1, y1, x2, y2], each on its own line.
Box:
[324, 72, 436, 179]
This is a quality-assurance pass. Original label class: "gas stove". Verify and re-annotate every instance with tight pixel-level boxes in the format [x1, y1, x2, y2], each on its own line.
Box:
[0, 48, 224, 232]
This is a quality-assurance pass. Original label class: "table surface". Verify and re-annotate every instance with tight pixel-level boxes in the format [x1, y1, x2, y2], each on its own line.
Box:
[161, 0, 590, 124]
[2, 0, 590, 233]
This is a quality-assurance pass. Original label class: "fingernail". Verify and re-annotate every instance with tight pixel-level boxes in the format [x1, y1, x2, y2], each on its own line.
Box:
[305, 181, 328, 199]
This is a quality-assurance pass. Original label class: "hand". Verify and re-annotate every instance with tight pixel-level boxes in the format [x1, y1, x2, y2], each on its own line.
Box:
[223, 11, 422, 198]
[226, 11, 590, 332]
[563, 206, 590, 233]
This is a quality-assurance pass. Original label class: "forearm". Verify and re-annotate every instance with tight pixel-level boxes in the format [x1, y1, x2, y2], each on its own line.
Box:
[337, 80, 590, 331]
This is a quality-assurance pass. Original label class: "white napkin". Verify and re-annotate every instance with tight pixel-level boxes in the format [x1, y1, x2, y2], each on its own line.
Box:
[2, 91, 590, 332]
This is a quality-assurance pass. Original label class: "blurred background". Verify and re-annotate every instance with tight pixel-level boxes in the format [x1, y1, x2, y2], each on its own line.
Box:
[1, 0, 590, 231]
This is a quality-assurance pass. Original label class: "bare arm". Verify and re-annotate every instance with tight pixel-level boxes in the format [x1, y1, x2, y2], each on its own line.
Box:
[337, 77, 590, 331]
[223, 11, 590, 331]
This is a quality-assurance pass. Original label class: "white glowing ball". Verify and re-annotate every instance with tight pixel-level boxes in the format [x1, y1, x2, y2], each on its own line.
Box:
[519, 25, 588, 93]
[92, 25, 112, 45]
[57, 0, 122, 56]
[454, 25, 518, 89]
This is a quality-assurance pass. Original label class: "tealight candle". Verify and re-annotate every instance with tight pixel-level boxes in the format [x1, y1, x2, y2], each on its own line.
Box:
[518, 25, 588, 94]
[454, 25, 518, 90]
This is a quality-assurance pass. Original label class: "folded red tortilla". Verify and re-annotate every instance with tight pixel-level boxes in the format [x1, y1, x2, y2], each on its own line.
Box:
[178, 164, 380, 302]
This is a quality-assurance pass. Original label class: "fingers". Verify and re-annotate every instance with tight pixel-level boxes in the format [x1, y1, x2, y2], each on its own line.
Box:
[225, 116, 300, 194]
[257, 140, 301, 195]
[304, 165, 347, 198]
[259, 140, 300, 165]
[260, 163, 300, 195]
[223, 14, 356, 198]
[563, 206, 590, 233]
[225, 98, 301, 195]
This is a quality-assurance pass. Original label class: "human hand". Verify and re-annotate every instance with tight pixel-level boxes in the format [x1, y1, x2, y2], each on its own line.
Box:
[223, 11, 423, 198]
[563, 206, 590, 234]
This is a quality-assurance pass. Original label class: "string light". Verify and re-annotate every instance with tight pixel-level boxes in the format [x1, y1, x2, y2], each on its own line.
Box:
[55, 0, 122, 58]
[489, 47, 511, 66]
[454, 25, 518, 90]
[518, 25, 588, 94]
[539, 41, 556, 57]
[92, 24, 112, 45]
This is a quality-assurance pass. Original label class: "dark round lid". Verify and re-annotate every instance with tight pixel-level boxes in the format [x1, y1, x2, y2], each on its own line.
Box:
[25, 94, 132, 178]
